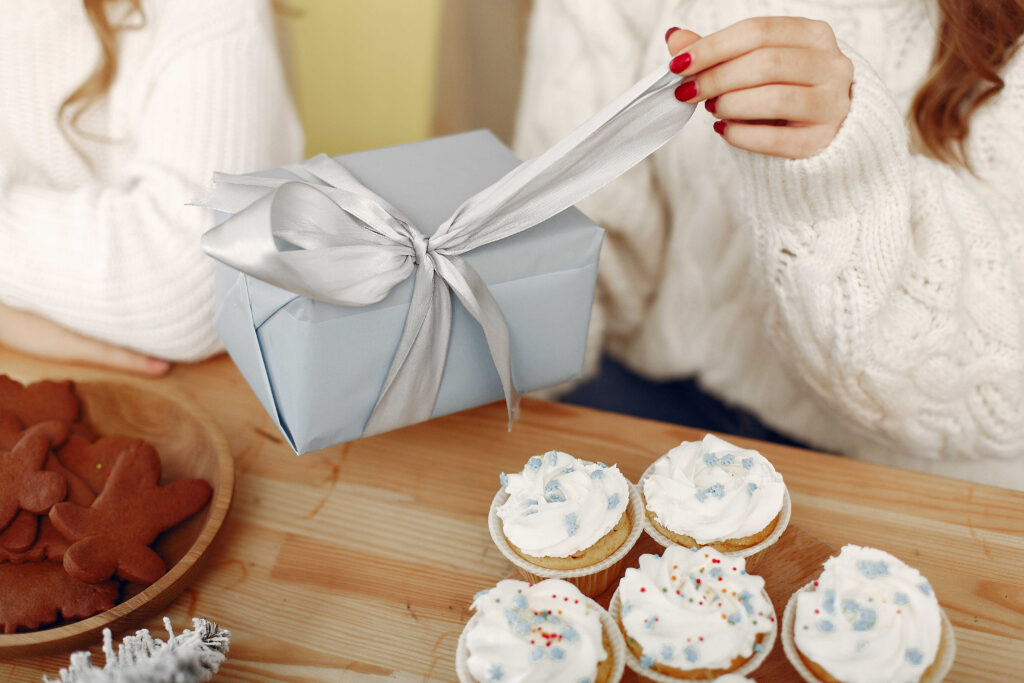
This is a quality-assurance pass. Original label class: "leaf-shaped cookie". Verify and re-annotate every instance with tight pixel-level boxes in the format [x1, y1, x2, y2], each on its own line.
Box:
[50, 445, 212, 585]
[0, 376, 79, 426]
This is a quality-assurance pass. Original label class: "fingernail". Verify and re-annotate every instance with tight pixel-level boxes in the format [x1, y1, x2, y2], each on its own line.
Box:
[665, 27, 680, 42]
[713, 120, 727, 135]
[674, 80, 698, 102]
[147, 358, 171, 374]
[705, 97, 718, 114]
[669, 52, 692, 74]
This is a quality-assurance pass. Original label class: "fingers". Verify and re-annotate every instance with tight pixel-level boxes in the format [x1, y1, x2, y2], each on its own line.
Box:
[709, 83, 843, 124]
[665, 27, 701, 55]
[714, 120, 839, 159]
[670, 17, 839, 76]
[0, 303, 172, 376]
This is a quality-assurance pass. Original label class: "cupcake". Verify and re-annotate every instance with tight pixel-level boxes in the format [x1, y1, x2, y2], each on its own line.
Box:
[641, 434, 788, 554]
[456, 578, 625, 683]
[783, 545, 956, 683]
[612, 546, 776, 680]
[489, 451, 643, 596]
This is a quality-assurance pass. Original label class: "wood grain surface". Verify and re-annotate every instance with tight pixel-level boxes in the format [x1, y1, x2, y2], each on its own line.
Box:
[0, 350, 1022, 682]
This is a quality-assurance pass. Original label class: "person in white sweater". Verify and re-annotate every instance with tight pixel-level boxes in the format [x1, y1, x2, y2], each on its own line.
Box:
[515, 1, 1024, 489]
[0, 0, 303, 374]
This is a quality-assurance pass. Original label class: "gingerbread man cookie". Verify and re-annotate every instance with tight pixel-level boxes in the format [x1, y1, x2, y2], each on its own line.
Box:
[50, 445, 212, 585]
[0, 429, 68, 532]
[57, 434, 152, 494]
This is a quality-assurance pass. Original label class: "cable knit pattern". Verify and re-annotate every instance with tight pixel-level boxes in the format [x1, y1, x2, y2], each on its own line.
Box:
[515, 0, 1024, 488]
[0, 0, 303, 361]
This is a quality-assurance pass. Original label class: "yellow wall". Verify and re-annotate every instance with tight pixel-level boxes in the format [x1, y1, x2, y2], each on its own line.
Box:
[284, 1, 444, 156]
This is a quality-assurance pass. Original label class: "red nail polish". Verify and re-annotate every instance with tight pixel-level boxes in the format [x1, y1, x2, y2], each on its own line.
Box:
[713, 120, 727, 135]
[674, 80, 697, 102]
[705, 97, 718, 114]
[669, 52, 692, 74]
[665, 27, 680, 42]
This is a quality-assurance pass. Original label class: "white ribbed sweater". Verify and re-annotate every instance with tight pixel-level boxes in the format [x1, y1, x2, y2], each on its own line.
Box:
[0, 0, 303, 361]
[515, 0, 1024, 489]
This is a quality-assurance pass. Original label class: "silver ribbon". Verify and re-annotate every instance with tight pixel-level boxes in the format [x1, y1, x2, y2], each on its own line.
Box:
[200, 67, 694, 437]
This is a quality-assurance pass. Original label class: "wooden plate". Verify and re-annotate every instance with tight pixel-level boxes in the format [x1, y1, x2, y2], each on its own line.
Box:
[0, 380, 234, 657]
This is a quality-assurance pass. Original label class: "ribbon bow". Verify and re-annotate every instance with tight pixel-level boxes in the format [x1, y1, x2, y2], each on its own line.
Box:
[200, 67, 694, 437]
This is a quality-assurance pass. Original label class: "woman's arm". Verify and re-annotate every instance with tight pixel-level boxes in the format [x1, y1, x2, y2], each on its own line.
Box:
[0, 1, 303, 363]
[676, 19, 1024, 459]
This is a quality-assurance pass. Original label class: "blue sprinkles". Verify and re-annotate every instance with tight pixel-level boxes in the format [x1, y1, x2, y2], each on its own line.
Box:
[818, 619, 835, 632]
[753, 643, 765, 653]
[703, 453, 718, 466]
[515, 619, 530, 636]
[727, 611, 741, 625]
[894, 592, 909, 605]
[823, 589, 836, 615]
[710, 567, 723, 579]
[643, 615, 658, 630]
[512, 594, 527, 609]
[562, 626, 578, 643]
[720, 454, 735, 466]
[661, 645, 675, 661]
[740, 590, 754, 615]
[489, 663, 504, 681]
[563, 466, 575, 474]
[853, 608, 877, 632]
[607, 493, 621, 510]
[527, 456, 543, 470]
[499, 472, 508, 488]
[906, 649, 924, 665]
[564, 513, 579, 536]
[530, 646, 545, 662]
[707, 483, 725, 499]
[597, 461, 609, 468]
[546, 452, 558, 466]
[640, 655, 655, 669]
[473, 589, 490, 601]
[551, 647, 565, 660]
[742, 457, 754, 470]
[590, 469, 605, 479]
[747, 482, 758, 494]
[684, 645, 699, 663]
[857, 560, 890, 579]
[504, 609, 517, 624]
[919, 582, 933, 596]
[841, 598, 859, 613]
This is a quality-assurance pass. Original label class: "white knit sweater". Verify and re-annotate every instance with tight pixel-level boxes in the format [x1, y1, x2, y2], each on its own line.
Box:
[515, 0, 1024, 489]
[0, 0, 303, 361]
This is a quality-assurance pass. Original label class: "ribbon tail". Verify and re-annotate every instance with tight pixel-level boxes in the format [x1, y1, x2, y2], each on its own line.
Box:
[362, 260, 452, 437]
[433, 255, 521, 429]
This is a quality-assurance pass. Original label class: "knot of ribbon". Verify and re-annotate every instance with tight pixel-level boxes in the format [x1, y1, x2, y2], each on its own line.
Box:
[200, 67, 694, 437]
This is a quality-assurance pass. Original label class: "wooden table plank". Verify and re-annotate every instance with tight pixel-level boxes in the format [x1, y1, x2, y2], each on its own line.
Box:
[0, 351, 1022, 681]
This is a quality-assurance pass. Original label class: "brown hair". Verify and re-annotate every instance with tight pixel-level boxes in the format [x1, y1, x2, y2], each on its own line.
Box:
[911, 0, 1024, 166]
[57, 0, 144, 161]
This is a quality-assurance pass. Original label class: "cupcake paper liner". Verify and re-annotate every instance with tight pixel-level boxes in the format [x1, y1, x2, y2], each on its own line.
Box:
[638, 463, 792, 562]
[455, 595, 627, 683]
[488, 480, 645, 598]
[781, 582, 957, 683]
[608, 585, 777, 682]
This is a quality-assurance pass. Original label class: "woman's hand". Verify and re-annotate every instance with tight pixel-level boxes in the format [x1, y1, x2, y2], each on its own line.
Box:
[0, 302, 171, 376]
[665, 18, 853, 159]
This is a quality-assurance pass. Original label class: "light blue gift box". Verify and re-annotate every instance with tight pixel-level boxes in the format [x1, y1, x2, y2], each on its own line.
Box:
[212, 130, 604, 453]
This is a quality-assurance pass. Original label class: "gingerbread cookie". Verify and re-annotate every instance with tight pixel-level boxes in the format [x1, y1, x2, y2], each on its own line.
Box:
[0, 376, 79, 426]
[0, 510, 38, 552]
[57, 434, 153, 495]
[50, 445, 211, 585]
[1, 429, 68, 531]
[0, 562, 118, 633]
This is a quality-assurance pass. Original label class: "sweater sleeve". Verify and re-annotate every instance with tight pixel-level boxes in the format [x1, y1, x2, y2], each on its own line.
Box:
[0, 2, 303, 362]
[732, 45, 1024, 461]
[514, 0, 671, 374]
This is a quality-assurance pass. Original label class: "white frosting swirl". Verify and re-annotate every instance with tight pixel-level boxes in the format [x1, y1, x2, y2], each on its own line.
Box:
[497, 451, 629, 557]
[794, 545, 942, 683]
[643, 434, 785, 544]
[618, 546, 774, 673]
[715, 676, 756, 683]
[466, 579, 608, 683]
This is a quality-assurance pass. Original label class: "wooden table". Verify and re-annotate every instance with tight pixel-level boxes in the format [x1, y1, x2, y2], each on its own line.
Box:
[1, 350, 1022, 681]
